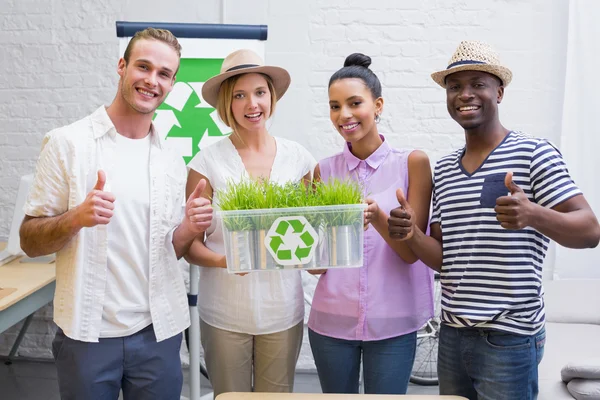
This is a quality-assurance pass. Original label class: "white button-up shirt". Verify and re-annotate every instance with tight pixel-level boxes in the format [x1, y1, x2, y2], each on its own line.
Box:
[24, 106, 190, 342]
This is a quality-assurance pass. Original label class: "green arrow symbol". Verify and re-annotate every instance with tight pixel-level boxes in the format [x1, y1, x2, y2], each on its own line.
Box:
[300, 231, 315, 246]
[154, 58, 230, 164]
[270, 236, 284, 253]
[275, 221, 290, 236]
[295, 246, 311, 260]
[289, 219, 305, 233]
[277, 249, 292, 260]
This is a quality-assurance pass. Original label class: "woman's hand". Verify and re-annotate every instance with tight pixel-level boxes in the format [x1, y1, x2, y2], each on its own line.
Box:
[364, 198, 379, 230]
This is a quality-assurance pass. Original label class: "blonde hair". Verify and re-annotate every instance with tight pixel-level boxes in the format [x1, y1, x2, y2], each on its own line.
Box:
[123, 28, 182, 63]
[216, 73, 277, 136]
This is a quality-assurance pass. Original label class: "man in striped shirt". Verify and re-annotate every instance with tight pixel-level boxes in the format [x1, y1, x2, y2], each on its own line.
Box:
[388, 41, 600, 399]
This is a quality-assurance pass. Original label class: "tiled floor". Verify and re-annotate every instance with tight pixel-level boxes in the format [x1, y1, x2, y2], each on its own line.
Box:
[1, 359, 439, 399]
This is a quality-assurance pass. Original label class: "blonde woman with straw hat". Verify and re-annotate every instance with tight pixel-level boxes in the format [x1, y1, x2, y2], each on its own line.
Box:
[184, 49, 316, 397]
[388, 40, 600, 399]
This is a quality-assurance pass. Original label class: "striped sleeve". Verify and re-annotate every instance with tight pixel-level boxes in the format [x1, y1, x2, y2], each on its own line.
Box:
[430, 169, 441, 225]
[530, 140, 582, 208]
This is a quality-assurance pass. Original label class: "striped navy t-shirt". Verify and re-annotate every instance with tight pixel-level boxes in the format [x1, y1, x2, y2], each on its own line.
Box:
[431, 131, 581, 335]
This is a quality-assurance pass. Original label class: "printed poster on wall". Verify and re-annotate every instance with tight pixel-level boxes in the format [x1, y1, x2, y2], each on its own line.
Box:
[118, 22, 267, 164]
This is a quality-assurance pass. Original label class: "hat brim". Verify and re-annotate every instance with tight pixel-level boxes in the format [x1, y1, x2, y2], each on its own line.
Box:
[201, 65, 291, 108]
[431, 64, 513, 88]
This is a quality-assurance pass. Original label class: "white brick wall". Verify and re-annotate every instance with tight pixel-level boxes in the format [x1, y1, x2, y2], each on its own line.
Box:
[0, 0, 570, 372]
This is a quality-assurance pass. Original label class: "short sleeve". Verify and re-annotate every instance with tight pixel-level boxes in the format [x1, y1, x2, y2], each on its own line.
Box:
[23, 133, 70, 217]
[187, 146, 212, 181]
[530, 140, 582, 208]
[299, 144, 317, 179]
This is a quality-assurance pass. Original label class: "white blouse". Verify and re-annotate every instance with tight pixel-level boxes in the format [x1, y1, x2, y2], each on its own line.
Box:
[187, 136, 316, 334]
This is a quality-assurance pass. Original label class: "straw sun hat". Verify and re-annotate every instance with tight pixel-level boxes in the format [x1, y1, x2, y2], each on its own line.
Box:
[201, 49, 291, 108]
[431, 41, 512, 88]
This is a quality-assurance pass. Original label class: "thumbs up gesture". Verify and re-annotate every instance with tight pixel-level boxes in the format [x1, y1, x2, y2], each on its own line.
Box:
[76, 170, 116, 228]
[388, 189, 415, 241]
[494, 171, 532, 230]
[183, 178, 213, 234]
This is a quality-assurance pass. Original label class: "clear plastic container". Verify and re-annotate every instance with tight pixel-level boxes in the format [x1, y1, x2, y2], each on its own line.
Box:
[219, 204, 366, 273]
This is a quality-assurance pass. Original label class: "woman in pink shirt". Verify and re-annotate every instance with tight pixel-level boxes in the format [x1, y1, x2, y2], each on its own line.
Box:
[307, 53, 435, 394]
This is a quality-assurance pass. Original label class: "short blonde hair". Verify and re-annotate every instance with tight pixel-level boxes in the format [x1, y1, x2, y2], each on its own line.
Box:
[123, 28, 182, 63]
[216, 73, 277, 134]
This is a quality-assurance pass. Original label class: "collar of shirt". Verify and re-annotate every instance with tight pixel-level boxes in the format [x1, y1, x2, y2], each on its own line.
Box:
[342, 134, 391, 171]
[90, 106, 163, 149]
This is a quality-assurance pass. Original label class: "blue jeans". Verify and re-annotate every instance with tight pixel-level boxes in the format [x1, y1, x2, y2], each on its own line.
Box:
[438, 324, 546, 400]
[52, 324, 183, 400]
[308, 328, 417, 394]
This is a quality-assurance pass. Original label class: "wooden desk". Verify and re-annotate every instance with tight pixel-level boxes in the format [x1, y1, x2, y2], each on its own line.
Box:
[216, 394, 467, 400]
[0, 243, 56, 361]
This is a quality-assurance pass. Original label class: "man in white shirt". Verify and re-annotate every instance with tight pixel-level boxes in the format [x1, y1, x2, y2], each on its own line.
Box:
[19, 28, 212, 399]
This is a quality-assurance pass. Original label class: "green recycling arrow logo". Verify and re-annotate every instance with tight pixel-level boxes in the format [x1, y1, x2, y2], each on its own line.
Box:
[266, 216, 318, 265]
[153, 58, 232, 164]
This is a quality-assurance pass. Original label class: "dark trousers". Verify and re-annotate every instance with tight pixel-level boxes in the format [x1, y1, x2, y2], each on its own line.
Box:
[438, 324, 546, 400]
[52, 324, 183, 400]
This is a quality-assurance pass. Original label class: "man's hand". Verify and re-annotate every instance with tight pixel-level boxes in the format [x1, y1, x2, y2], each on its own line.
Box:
[364, 198, 379, 230]
[75, 170, 115, 228]
[495, 171, 534, 230]
[388, 189, 415, 241]
[182, 178, 213, 234]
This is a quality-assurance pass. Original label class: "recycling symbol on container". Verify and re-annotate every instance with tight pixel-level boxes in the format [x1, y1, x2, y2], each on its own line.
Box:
[266, 216, 318, 265]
